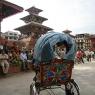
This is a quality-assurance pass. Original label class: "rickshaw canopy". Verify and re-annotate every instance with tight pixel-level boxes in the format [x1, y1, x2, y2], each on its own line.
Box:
[33, 31, 76, 63]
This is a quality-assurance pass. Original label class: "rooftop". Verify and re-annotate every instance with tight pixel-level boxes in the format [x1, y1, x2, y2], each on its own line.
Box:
[0, 0, 23, 19]
[25, 6, 43, 15]
[62, 29, 72, 34]
[15, 21, 53, 34]
[20, 14, 48, 24]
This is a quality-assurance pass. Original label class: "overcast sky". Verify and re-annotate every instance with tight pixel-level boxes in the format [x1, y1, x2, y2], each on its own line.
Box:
[1, 0, 95, 35]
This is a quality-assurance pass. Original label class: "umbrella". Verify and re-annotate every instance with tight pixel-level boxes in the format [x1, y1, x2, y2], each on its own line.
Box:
[33, 31, 77, 63]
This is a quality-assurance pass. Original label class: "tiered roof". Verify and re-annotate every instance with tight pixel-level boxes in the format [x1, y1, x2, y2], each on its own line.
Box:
[25, 6, 43, 15]
[15, 6, 53, 35]
[20, 14, 48, 24]
[62, 29, 75, 38]
[15, 21, 52, 35]
[15, 6, 53, 49]
[62, 29, 72, 34]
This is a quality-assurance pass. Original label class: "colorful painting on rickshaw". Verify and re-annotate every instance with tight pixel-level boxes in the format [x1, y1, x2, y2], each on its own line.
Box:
[42, 63, 71, 84]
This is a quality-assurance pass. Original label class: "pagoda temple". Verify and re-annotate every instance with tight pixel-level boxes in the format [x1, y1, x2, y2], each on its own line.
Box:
[15, 6, 53, 50]
[62, 29, 75, 38]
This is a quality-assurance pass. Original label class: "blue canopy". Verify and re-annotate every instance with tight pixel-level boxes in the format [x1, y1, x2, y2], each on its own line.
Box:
[33, 31, 77, 63]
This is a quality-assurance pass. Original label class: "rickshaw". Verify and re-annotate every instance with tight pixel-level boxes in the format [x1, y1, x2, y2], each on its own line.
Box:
[30, 32, 80, 95]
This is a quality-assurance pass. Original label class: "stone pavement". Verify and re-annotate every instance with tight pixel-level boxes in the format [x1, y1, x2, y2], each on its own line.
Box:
[73, 61, 95, 95]
[0, 61, 95, 95]
[0, 71, 35, 95]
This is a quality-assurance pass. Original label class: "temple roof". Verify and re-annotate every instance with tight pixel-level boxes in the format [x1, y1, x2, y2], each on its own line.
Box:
[15, 21, 53, 34]
[62, 29, 75, 38]
[75, 33, 90, 36]
[62, 29, 72, 34]
[25, 6, 43, 15]
[20, 14, 48, 24]
[0, 0, 23, 19]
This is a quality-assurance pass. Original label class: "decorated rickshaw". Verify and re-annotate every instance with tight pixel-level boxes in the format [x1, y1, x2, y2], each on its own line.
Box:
[30, 31, 80, 95]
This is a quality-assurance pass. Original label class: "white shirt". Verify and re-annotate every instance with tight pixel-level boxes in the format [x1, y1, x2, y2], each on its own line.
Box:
[0, 54, 8, 63]
[20, 53, 27, 62]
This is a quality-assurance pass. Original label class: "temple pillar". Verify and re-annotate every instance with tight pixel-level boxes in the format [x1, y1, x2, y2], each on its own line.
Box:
[0, 4, 2, 36]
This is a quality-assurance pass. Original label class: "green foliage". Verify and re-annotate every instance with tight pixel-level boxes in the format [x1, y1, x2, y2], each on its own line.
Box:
[11, 57, 22, 66]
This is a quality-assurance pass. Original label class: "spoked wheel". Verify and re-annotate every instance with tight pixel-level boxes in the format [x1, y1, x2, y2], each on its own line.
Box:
[65, 79, 80, 95]
[30, 83, 39, 95]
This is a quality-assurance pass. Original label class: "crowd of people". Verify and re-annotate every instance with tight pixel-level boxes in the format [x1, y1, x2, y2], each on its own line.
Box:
[0, 49, 33, 75]
[54, 45, 95, 64]
[0, 47, 95, 76]
[75, 49, 95, 64]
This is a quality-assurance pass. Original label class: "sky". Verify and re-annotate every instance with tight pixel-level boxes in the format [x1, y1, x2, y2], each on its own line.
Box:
[1, 0, 95, 35]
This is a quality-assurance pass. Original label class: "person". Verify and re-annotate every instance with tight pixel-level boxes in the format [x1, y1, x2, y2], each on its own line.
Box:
[7, 50, 13, 63]
[76, 49, 84, 64]
[53, 45, 61, 59]
[27, 50, 33, 63]
[20, 50, 29, 71]
[85, 49, 92, 62]
[53, 42, 67, 59]
[88, 50, 93, 62]
[0, 50, 9, 75]
[57, 46, 66, 59]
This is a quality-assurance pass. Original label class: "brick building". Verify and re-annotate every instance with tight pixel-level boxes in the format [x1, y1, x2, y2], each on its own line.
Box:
[75, 33, 91, 50]
[90, 34, 95, 51]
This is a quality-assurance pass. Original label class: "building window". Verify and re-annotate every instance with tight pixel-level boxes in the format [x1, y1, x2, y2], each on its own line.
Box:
[9, 37, 13, 39]
[9, 33, 13, 35]
[14, 37, 17, 40]
[5, 36, 8, 39]
[14, 34, 17, 36]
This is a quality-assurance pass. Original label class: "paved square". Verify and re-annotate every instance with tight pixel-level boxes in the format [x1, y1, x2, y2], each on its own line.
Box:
[0, 61, 95, 95]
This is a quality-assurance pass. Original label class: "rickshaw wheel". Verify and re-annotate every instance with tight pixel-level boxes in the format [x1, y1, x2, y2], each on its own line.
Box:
[30, 83, 39, 95]
[65, 79, 80, 95]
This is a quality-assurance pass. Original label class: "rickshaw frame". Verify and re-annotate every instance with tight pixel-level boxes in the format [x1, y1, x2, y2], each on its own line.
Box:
[30, 59, 80, 95]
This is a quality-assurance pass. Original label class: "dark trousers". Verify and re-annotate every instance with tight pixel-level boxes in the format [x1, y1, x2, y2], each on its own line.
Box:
[21, 61, 29, 71]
